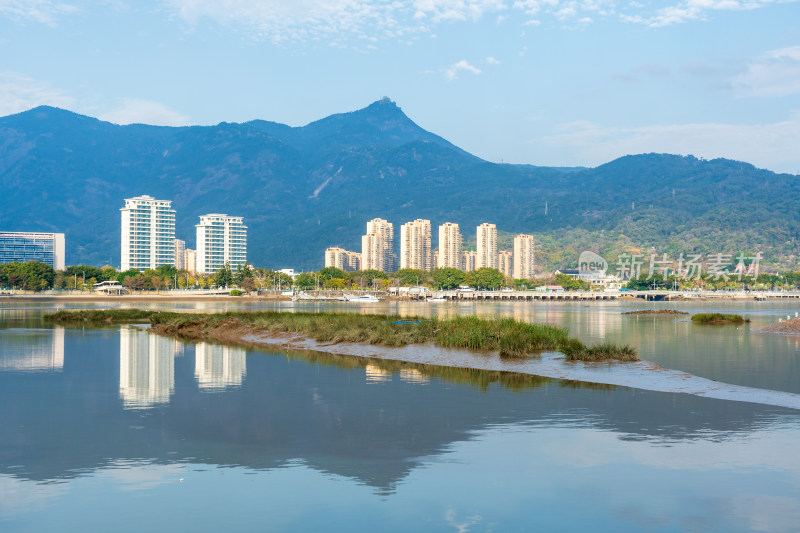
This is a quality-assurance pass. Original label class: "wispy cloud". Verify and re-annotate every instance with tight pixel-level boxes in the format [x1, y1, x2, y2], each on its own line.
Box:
[732, 46, 800, 98]
[0, 72, 75, 116]
[0, 0, 78, 25]
[159, 0, 799, 45]
[486, 55, 501, 64]
[445, 59, 482, 80]
[538, 111, 800, 173]
[98, 98, 191, 126]
[620, 0, 796, 27]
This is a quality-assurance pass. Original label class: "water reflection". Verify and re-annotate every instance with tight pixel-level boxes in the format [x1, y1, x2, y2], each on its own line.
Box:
[119, 327, 177, 409]
[194, 342, 246, 391]
[0, 327, 64, 373]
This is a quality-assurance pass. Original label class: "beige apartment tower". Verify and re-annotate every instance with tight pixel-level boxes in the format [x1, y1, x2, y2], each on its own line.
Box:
[476, 223, 498, 269]
[498, 250, 513, 278]
[437, 223, 462, 269]
[399, 219, 432, 271]
[460, 250, 477, 272]
[325, 247, 361, 272]
[361, 218, 395, 273]
[513, 234, 536, 279]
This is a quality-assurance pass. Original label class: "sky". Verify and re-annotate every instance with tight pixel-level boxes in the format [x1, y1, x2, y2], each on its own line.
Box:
[1, 0, 799, 173]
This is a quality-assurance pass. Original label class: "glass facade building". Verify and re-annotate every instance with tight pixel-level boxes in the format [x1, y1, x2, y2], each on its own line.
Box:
[0, 232, 65, 269]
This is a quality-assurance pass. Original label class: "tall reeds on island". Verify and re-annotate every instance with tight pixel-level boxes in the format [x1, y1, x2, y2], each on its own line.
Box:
[45, 309, 639, 362]
[690, 313, 749, 325]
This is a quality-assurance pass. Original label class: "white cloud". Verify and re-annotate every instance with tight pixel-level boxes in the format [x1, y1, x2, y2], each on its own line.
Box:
[486, 55, 501, 64]
[0, 72, 75, 116]
[445, 59, 482, 80]
[733, 46, 800, 98]
[537, 111, 800, 173]
[98, 98, 191, 126]
[620, 0, 797, 27]
[0, 0, 77, 25]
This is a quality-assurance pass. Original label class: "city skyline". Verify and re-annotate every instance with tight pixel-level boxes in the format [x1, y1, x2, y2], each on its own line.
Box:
[326, 217, 534, 276]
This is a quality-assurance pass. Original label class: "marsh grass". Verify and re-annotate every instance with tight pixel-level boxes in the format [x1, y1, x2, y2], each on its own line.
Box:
[690, 313, 749, 325]
[46, 309, 639, 361]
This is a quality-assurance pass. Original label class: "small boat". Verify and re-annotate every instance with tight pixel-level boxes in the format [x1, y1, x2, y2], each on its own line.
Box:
[344, 294, 381, 303]
[426, 297, 446, 303]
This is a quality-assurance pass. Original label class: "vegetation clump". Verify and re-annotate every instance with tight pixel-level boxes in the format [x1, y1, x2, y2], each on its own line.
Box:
[622, 309, 689, 315]
[690, 313, 749, 325]
[46, 309, 639, 362]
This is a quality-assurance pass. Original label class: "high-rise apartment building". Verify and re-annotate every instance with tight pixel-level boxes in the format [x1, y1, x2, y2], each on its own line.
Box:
[460, 250, 477, 272]
[476, 223, 498, 269]
[120, 195, 176, 271]
[0, 232, 65, 270]
[498, 250, 513, 278]
[174, 239, 186, 270]
[513, 234, 536, 279]
[195, 214, 247, 274]
[361, 218, 395, 273]
[399, 219, 432, 271]
[437, 223, 462, 269]
[325, 247, 361, 272]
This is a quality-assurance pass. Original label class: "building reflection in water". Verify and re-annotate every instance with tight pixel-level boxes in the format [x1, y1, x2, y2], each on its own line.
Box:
[119, 327, 176, 409]
[365, 363, 391, 383]
[0, 327, 65, 372]
[194, 342, 247, 391]
[398, 368, 430, 385]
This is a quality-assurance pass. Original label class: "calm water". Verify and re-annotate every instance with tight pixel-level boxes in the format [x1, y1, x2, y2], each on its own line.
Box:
[2, 300, 800, 531]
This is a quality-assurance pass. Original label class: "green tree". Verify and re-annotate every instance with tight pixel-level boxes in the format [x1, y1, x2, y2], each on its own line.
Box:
[393, 268, 430, 286]
[432, 267, 466, 290]
[295, 272, 316, 290]
[317, 266, 348, 281]
[1, 261, 56, 290]
[556, 273, 590, 291]
[470, 268, 505, 290]
[351, 269, 388, 289]
[214, 262, 234, 288]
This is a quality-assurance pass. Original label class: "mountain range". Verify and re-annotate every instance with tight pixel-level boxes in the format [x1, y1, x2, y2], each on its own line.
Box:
[1, 97, 799, 271]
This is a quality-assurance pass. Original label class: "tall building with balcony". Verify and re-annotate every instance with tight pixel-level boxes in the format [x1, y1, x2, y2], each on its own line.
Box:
[476, 223, 498, 269]
[513, 234, 536, 279]
[0, 232, 65, 270]
[399, 219, 432, 271]
[499, 250, 513, 278]
[437, 223, 462, 269]
[196, 214, 247, 274]
[325, 247, 362, 272]
[120, 195, 175, 271]
[361, 218, 395, 273]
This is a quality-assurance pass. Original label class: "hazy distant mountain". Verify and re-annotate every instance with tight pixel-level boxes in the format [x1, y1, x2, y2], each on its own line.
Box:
[1, 99, 798, 270]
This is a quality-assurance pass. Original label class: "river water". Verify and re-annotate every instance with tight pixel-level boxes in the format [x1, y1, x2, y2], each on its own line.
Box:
[2, 300, 800, 531]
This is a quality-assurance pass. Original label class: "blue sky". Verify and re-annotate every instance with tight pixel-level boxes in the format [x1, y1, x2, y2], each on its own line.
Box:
[1, 0, 799, 172]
